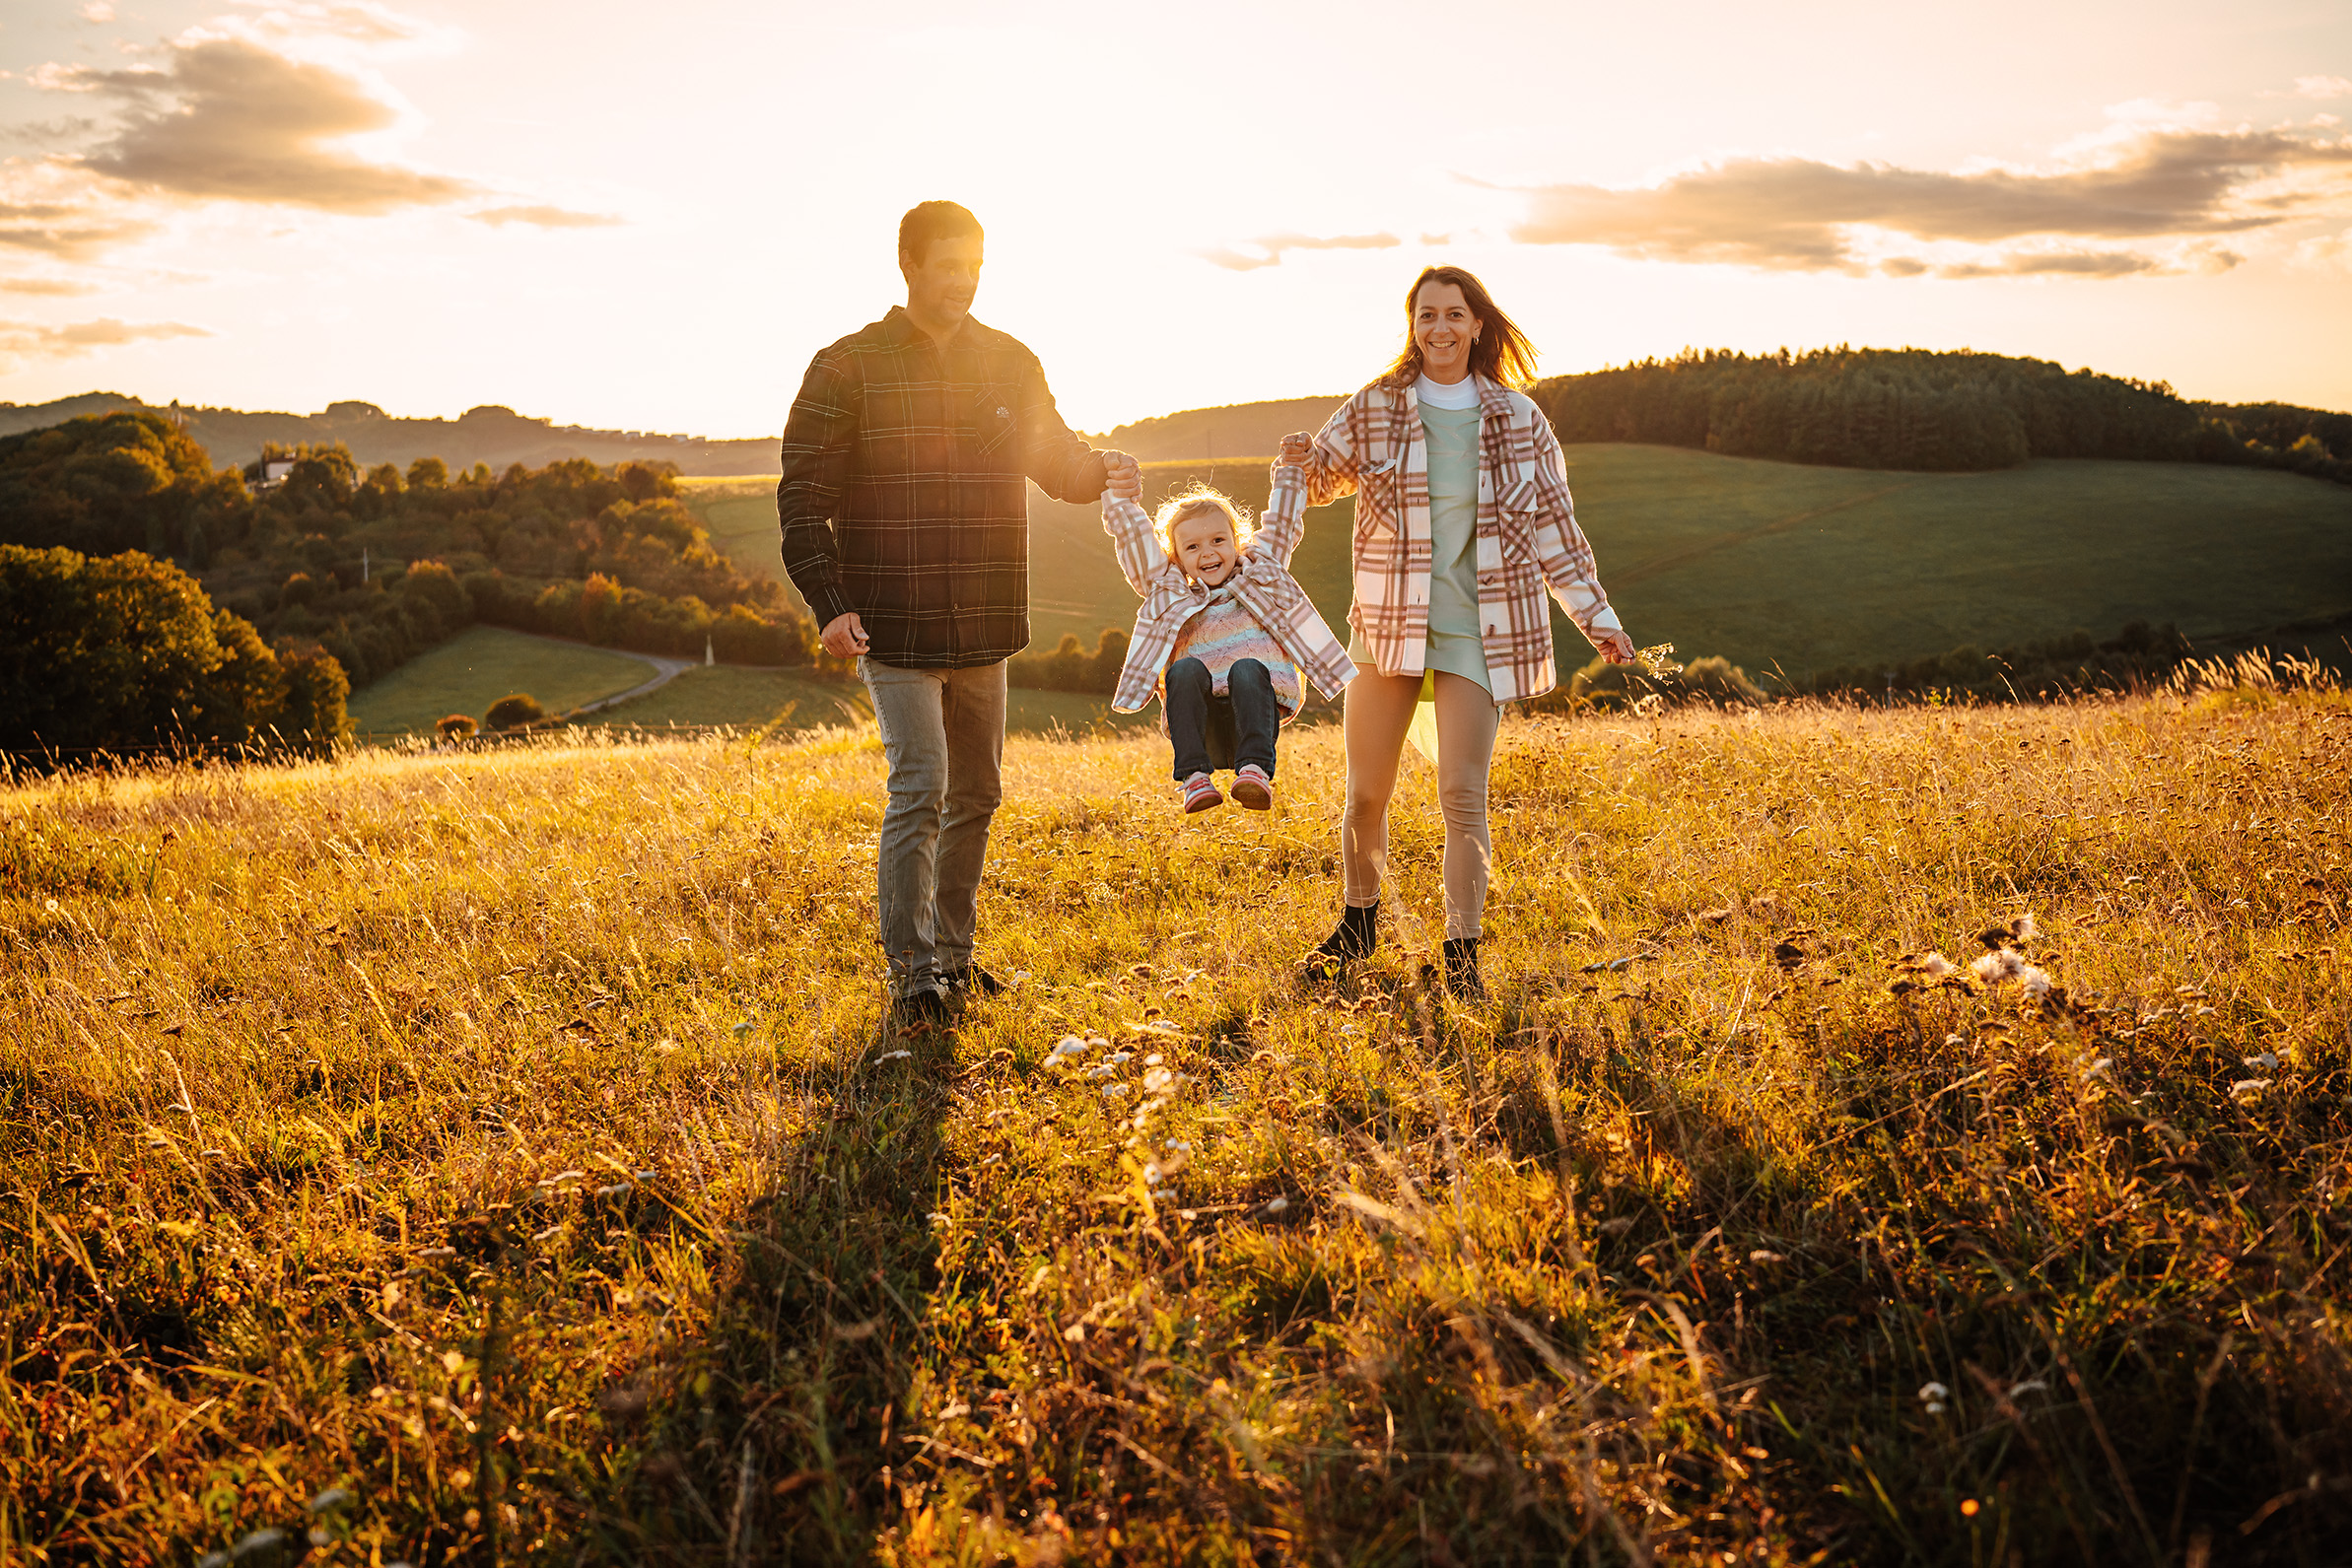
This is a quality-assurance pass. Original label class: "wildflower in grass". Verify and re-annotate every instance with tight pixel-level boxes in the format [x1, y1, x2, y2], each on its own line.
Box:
[1105, 1051, 1134, 1066]
[2244, 1051, 2279, 1071]
[2231, 1078, 2272, 1101]
[1972, 949, 2025, 984]
[1103, 1084, 1129, 1099]
[2010, 1380, 2048, 1398]
[1264, 1195, 1289, 1213]
[1048, 1036, 1088, 1063]
[2010, 914, 2039, 942]
[1749, 1250, 1785, 1264]
[1917, 952, 1957, 978]
[2018, 965, 2052, 998]
[870, 1049, 912, 1065]
[1918, 1382, 1950, 1416]
[1088, 1063, 1116, 1080]
[1144, 1053, 1163, 1065]
[2080, 1057, 2113, 1082]
[1142, 1065, 1175, 1095]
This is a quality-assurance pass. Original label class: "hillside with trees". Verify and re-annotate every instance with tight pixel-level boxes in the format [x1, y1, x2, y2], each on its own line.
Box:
[1531, 347, 2352, 478]
[0, 393, 776, 475]
[0, 411, 817, 734]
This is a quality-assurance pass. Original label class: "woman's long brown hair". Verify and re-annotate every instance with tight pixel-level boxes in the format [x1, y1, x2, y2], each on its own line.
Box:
[1379, 265, 1541, 390]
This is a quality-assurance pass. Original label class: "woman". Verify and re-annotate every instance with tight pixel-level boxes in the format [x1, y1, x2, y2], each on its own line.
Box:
[1284, 266, 1636, 997]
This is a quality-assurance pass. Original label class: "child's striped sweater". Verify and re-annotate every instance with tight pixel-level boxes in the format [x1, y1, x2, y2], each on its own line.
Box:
[1169, 585, 1303, 712]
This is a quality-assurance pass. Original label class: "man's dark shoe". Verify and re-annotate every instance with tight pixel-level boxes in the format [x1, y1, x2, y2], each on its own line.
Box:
[941, 965, 1008, 998]
[891, 988, 951, 1034]
[1442, 936, 1487, 1001]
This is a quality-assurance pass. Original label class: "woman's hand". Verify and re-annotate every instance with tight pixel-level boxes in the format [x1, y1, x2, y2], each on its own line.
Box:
[1595, 628, 1638, 664]
[1279, 432, 1313, 467]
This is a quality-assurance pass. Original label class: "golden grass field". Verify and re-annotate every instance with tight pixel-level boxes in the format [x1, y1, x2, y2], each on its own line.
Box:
[4, 659, 2349, 1565]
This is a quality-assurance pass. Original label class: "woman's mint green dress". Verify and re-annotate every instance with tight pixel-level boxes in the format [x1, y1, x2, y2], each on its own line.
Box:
[1418, 401, 1490, 694]
[1349, 399, 1491, 694]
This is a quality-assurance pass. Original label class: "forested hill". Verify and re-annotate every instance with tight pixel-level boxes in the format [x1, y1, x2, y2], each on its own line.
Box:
[1532, 348, 2352, 479]
[0, 394, 779, 476]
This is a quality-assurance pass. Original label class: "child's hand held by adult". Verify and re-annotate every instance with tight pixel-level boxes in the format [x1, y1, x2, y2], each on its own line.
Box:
[1102, 449, 1141, 501]
[1278, 432, 1313, 466]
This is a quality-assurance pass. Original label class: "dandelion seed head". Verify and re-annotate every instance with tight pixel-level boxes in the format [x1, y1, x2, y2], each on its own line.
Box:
[1144, 1053, 1163, 1066]
[2010, 914, 2039, 941]
[1919, 953, 1956, 978]
[2231, 1078, 2272, 1101]
[2244, 1051, 2279, 1071]
[2018, 966, 2052, 998]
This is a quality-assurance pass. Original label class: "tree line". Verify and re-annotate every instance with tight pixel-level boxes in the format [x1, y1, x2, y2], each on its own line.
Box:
[1531, 348, 2352, 479]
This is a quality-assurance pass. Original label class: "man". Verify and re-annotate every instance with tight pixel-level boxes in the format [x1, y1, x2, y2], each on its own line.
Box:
[778, 200, 1129, 1026]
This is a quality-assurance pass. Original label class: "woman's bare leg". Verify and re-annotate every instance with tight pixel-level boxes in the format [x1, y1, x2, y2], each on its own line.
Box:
[1340, 671, 1421, 909]
[1432, 672, 1500, 940]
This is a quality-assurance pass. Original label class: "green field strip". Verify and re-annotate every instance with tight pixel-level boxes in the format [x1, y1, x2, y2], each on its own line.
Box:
[347, 625, 661, 736]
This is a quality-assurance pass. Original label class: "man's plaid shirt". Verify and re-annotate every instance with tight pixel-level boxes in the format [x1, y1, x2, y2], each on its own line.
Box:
[1300, 374, 1622, 706]
[777, 307, 1108, 668]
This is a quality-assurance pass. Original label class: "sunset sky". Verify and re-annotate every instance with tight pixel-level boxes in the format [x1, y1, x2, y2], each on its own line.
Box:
[3, 0, 2349, 441]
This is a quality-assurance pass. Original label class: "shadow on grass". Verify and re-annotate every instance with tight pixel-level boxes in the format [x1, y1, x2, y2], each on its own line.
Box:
[580, 1018, 958, 1565]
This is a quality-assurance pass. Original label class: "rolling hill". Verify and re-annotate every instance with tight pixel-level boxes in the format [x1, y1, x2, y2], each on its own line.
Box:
[685, 446, 2352, 697]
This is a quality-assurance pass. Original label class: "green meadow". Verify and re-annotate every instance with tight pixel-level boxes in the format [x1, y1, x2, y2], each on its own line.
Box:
[346, 627, 663, 738]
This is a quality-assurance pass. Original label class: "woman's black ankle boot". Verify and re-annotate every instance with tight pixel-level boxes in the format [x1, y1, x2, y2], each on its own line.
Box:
[1311, 904, 1379, 966]
[1443, 936, 1486, 1000]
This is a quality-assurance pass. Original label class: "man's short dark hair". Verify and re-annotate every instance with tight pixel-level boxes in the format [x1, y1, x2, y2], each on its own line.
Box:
[898, 201, 984, 267]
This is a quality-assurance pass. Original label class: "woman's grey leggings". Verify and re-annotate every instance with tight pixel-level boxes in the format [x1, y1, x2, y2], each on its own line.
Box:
[1341, 669, 1499, 940]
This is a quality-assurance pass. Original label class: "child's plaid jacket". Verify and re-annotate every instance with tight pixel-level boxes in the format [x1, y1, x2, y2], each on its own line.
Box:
[1103, 465, 1356, 717]
[1299, 374, 1622, 706]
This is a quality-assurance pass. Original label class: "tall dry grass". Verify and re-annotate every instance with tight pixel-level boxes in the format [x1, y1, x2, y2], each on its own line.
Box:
[3, 667, 2348, 1564]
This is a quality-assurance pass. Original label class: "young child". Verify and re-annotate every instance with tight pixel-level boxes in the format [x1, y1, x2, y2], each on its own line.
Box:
[1101, 456, 1355, 811]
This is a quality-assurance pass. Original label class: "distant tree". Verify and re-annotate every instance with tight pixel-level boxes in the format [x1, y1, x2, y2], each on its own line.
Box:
[0, 410, 240, 558]
[407, 455, 450, 490]
[273, 641, 349, 754]
[435, 714, 477, 743]
[0, 544, 343, 760]
[484, 693, 546, 731]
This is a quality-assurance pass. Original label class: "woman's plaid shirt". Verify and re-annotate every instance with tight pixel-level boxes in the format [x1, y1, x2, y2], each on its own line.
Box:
[1103, 464, 1355, 716]
[1300, 375, 1622, 705]
[776, 307, 1108, 668]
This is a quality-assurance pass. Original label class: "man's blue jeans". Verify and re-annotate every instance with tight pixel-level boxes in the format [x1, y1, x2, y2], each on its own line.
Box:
[1165, 656, 1279, 781]
[861, 657, 1005, 1000]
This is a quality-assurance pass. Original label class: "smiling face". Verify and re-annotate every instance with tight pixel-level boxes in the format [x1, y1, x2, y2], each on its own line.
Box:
[901, 234, 984, 338]
[1412, 279, 1482, 384]
[1169, 508, 1240, 586]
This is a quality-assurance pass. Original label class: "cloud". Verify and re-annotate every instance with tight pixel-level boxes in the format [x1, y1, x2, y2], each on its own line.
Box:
[0, 201, 156, 260]
[1504, 124, 2352, 277]
[2288, 75, 2352, 101]
[78, 1, 115, 21]
[0, 277, 100, 295]
[1198, 231, 1401, 271]
[60, 34, 479, 212]
[467, 204, 625, 229]
[0, 315, 210, 365]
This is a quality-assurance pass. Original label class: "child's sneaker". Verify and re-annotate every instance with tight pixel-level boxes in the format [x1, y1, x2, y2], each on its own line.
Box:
[1230, 763, 1274, 810]
[1180, 772, 1222, 813]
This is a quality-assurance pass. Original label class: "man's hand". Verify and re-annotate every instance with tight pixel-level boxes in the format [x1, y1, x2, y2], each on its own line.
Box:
[1594, 627, 1637, 665]
[1101, 448, 1141, 501]
[820, 611, 870, 659]
[1278, 432, 1313, 467]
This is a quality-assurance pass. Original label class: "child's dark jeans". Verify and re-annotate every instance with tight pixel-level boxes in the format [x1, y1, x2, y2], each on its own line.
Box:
[1166, 657, 1279, 781]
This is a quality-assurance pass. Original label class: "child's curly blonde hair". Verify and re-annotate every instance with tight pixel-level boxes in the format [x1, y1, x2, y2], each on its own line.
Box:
[1152, 485, 1256, 562]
